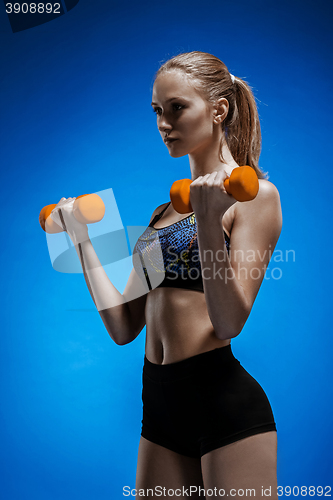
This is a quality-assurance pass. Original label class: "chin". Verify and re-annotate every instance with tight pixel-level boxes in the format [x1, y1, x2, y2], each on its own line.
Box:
[168, 144, 188, 158]
[169, 151, 186, 158]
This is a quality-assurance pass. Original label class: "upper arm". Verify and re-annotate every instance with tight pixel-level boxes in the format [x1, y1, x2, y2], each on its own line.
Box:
[229, 179, 283, 314]
[121, 203, 168, 342]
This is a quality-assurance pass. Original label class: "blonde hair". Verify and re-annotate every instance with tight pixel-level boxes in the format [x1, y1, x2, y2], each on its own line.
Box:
[152, 51, 268, 180]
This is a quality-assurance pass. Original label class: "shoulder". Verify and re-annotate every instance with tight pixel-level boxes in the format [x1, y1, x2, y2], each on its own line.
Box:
[257, 179, 281, 214]
[148, 201, 170, 225]
[251, 178, 280, 201]
[236, 179, 281, 214]
[258, 178, 280, 198]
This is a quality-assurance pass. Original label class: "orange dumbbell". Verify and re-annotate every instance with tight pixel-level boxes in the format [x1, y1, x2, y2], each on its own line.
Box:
[170, 166, 259, 214]
[39, 193, 105, 234]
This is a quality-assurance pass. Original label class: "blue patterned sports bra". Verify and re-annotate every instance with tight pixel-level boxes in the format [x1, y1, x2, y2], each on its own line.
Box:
[132, 202, 230, 293]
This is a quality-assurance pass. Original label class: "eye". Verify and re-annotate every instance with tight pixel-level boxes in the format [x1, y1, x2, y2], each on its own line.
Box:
[152, 104, 184, 116]
[172, 104, 183, 111]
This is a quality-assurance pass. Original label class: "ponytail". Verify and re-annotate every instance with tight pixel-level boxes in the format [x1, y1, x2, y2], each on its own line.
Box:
[223, 77, 268, 179]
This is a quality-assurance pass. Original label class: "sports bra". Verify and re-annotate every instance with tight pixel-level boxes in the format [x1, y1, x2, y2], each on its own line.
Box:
[132, 202, 230, 293]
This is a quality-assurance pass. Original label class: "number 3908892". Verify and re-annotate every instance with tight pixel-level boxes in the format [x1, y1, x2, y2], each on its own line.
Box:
[5, 3, 61, 14]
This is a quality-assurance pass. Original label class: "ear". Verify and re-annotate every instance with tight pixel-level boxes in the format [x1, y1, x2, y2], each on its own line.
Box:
[213, 98, 229, 124]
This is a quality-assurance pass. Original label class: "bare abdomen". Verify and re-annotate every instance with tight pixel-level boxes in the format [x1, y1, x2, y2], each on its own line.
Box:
[144, 287, 231, 365]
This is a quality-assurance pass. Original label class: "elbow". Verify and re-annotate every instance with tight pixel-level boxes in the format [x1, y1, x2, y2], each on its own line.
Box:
[106, 331, 125, 346]
[214, 326, 241, 341]
[114, 338, 129, 346]
[213, 310, 250, 341]
[111, 331, 135, 346]
[99, 306, 137, 346]
[102, 325, 133, 345]
[112, 326, 142, 346]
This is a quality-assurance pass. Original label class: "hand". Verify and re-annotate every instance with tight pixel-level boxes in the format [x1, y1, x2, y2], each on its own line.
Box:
[50, 197, 89, 245]
[189, 170, 238, 220]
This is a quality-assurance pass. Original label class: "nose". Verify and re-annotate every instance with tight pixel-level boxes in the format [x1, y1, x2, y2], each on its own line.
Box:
[158, 116, 172, 135]
[159, 126, 173, 140]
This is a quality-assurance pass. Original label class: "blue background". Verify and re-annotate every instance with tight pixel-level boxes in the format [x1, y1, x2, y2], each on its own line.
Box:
[1, 0, 332, 498]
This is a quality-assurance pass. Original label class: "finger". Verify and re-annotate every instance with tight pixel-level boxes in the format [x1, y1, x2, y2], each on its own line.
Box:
[191, 175, 203, 185]
[64, 198, 75, 208]
[49, 211, 60, 223]
[213, 170, 226, 185]
[207, 171, 219, 185]
[202, 173, 213, 185]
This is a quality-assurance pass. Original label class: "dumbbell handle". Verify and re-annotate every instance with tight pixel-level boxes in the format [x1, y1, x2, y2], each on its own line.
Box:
[170, 166, 259, 214]
[39, 193, 105, 234]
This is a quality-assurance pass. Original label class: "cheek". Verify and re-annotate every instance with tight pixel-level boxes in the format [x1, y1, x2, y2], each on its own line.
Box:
[185, 109, 212, 135]
[187, 121, 212, 145]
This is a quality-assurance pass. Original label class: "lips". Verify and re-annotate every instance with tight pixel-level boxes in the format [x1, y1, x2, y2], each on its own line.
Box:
[165, 138, 178, 143]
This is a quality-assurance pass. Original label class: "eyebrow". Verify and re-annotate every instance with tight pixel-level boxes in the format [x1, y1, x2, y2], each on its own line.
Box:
[151, 97, 186, 106]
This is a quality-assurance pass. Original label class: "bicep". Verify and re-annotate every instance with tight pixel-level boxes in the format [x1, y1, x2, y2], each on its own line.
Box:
[229, 180, 283, 312]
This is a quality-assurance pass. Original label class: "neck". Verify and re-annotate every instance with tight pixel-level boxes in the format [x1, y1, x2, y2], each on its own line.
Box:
[188, 130, 238, 181]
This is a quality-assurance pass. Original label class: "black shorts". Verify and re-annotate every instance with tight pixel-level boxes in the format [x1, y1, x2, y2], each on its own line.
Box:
[141, 344, 276, 458]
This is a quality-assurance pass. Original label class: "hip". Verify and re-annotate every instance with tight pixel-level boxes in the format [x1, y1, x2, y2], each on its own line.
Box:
[142, 344, 276, 430]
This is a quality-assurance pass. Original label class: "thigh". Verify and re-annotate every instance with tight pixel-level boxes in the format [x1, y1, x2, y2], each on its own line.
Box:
[136, 437, 204, 499]
[201, 431, 278, 499]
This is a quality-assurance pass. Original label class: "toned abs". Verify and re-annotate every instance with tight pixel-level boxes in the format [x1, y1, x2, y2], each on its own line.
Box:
[144, 203, 235, 365]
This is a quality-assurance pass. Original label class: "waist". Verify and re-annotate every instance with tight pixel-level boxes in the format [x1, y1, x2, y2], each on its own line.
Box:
[143, 344, 235, 382]
[145, 287, 233, 364]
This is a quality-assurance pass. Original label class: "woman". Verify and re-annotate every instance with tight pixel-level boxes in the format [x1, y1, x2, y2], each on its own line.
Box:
[51, 51, 282, 499]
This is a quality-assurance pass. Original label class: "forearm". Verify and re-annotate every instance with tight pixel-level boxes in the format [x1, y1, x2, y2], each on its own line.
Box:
[196, 215, 250, 339]
[74, 239, 133, 345]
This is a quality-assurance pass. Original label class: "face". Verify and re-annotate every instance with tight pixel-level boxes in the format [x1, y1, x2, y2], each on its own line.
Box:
[151, 71, 220, 158]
